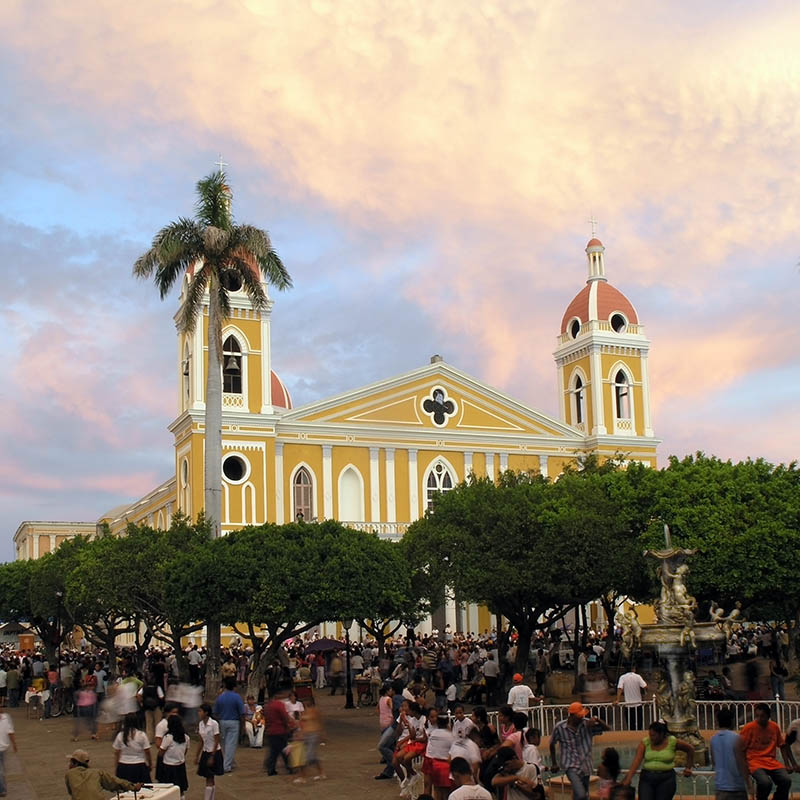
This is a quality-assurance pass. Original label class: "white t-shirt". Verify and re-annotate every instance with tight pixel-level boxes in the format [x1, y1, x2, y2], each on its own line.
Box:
[160, 733, 189, 766]
[426, 728, 454, 760]
[618, 672, 647, 705]
[0, 715, 14, 751]
[154, 717, 170, 742]
[284, 699, 305, 718]
[187, 650, 202, 666]
[507, 684, 534, 711]
[523, 742, 544, 773]
[507, 763, 539, 800]
[452, 717, 476, 740]
[446, 683, 458, 702]
[0, 670, 7, 689]
[199, 718, 221, 752]
[482, 659, 499, 677]
[112, 730, 151, 763]
[450, 784, 493, 799]
[450, 737, 482, 766]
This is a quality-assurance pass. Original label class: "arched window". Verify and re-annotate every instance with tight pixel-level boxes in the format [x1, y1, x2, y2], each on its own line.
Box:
[426, 461, 454, 511]
[572, 375, 585, 426]
[338, 466, 364, 521]
[293, 467, 314, 521]
[614, 370, 630, 419]
[222, 335, 242, 394]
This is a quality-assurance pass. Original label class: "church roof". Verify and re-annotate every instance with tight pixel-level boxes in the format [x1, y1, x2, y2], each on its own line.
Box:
[560, 280, 638, 334]
[271, 370, 292, 409]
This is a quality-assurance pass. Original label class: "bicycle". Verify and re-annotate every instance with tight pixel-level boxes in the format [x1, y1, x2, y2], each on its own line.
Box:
[49, 685, 75, 718]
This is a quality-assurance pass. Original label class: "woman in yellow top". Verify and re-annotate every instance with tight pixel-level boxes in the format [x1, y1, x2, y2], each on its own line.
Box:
[622, 721, 694, 800]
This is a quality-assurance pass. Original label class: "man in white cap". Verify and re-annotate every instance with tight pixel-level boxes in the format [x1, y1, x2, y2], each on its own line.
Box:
[65, 748, 142, 800]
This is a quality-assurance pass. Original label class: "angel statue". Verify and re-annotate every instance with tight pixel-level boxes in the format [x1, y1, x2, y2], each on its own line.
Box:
[709, 601, 725, 626]
[655, 670, 674, 719]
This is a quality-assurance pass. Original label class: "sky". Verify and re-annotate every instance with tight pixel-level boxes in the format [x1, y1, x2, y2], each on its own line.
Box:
[1, 1, 799, 560]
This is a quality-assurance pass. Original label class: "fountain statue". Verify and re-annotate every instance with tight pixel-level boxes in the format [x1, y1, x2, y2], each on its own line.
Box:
[639, 524, 726, 764]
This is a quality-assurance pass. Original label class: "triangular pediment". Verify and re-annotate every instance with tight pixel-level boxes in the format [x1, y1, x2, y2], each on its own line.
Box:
[279, 362, 581, 440]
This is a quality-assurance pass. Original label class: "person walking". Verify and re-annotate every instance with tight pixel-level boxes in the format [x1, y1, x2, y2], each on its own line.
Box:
[213, 677, 245, 773]
[264, 684, 294, 776]
[710, 708, 749, 800]
[507, 673, 536, 714]
[622, 720, 694, 800]
[615, 664, 647, 730]
[195, 703, 223, 800]
[482, 654, 499, 707]
[550, 701, 609, 800]
[740, 703, 797, 800]
[0, 708, 17, 798]
[534, 649, 549, 697]
[112, 713, 152, 784]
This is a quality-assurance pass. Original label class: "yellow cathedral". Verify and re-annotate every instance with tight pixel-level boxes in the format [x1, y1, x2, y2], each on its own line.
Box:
[15, 237, 658, 633]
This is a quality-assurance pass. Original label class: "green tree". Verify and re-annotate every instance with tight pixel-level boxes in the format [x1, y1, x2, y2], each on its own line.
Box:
[133, 170, 291, 686]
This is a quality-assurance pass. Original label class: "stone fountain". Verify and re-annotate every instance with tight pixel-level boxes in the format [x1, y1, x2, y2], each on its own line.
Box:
[618, 525, 726, 764]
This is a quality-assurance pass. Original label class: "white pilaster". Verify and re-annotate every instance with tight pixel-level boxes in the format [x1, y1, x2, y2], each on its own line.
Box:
[556, 362, 566, 421]
[469, 603, 480, 635]
[385, 448, 396, 523]
[464, 451, 473, 480]
[322, 445, 333, 519]
[275, 442, 284, 523]
[50, 534, 56, 553]
[499, 452, 508, 473]
[539, 455, 549, 478]
[192, 323, 205, 410]
[485, 452, 495, 482]
[260, 311, 273, 414]
[445, 594, 458, 632]
[408, 449, 419, 521]
[33, 535, 39, 559]
[369, 447, 381, 522]
[590, 346, 607, 434]
[641, 352, 654, 437]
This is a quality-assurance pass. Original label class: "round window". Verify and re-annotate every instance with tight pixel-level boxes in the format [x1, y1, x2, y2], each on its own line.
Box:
[221, 270, 242, 292]
[610, 313, 627, 333]
[222, 454, 249, 483]
[570, 319, 581, 339]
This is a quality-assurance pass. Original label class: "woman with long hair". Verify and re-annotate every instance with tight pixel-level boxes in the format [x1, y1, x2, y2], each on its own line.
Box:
[159, 714, 189, 799]
[112, 712, 152, 783]
[195, 702, 223, 800]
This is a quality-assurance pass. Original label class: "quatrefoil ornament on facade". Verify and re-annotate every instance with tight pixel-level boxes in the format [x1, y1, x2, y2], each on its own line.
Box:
[422, 387, 456, 426]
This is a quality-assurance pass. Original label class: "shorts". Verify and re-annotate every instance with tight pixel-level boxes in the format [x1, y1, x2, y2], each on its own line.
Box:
[402, 742, 426, 758]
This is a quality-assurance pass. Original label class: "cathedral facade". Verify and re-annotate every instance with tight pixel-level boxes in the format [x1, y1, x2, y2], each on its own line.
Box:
[15, 237, 658, 632]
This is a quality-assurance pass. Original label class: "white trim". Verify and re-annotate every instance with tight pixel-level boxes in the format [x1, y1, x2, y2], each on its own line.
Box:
[420, 385, 459, 427]
[608, 361, 636, 435]
[640, 353, 654, 437]
[243, 480, 257, 524]
[567, 366, 588, 429]
[485, 452, 495, 482]
[609, 310, 629, 333]
[385, 447, 396, 523]
[337, 464, 365, 522]
[566, 316, 582, 339]
[499, 452, 508, 472]
[408, 449, 419, 521]
[539, 454, 549, 478]
[260, 310, 273, 414]
[221, 328, 249, 413]
[274, 442, 284, 523]
[192, 320, 204, 410]
[588, 280, 599, 320]
[590, 347, 607, 435]
[369, 447, 380, 522]
[322, 445, 333, 519]
[289, 461, 317, 521]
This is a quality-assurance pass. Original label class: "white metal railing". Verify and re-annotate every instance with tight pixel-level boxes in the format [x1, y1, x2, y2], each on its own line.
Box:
[485, 697, 800, 737]
[342, 521, 409, 539]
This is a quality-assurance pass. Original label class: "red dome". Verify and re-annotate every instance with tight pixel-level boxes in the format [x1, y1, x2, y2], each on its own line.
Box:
[586, 238, 604, 248]
[560, 281, 638, 334]
[271, 370, 292, 409]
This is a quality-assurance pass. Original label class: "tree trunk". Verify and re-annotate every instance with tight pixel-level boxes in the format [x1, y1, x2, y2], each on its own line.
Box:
[514, 621, 533, 677]
[203, 280, 224, 698]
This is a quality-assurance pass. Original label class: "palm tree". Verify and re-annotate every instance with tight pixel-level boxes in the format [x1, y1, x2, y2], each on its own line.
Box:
[133, 170, 291, 688]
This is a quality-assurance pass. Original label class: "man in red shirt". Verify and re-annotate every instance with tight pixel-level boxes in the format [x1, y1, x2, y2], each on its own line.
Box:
[263, 685, 294, 776]
[740, 703, 797, 800]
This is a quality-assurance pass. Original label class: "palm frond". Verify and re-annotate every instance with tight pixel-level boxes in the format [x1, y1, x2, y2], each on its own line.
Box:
[228, 254, 268, 311]
[196, 172, 233, 230]
[234, 225, 292, 290]
[213, 270, 232, 321]
[178, 269, 208, 334]
[134, 218, 203, 298]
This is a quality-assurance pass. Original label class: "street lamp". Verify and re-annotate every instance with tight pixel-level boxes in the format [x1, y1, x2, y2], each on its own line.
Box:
[343, 618, 355, 709]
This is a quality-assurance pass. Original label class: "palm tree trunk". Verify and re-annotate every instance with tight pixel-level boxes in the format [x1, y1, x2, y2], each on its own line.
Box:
[204, 280, 223, 697]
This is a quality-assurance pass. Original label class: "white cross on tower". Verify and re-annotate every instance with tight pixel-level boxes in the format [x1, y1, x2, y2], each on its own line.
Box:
[215, 154, 228, 173]
[587, 214, 598, 238]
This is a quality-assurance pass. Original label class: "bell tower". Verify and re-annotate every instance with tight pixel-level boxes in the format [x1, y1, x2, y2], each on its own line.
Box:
[554, 238, 655, 441]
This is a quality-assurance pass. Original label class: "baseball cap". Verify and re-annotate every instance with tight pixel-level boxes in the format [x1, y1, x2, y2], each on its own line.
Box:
[568, 701, 588, 717]
[513, 673, 524, 683]
[69, 748, 90, 764]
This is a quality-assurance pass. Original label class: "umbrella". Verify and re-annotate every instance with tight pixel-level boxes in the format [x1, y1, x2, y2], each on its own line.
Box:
[304, 637, 344, 653]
